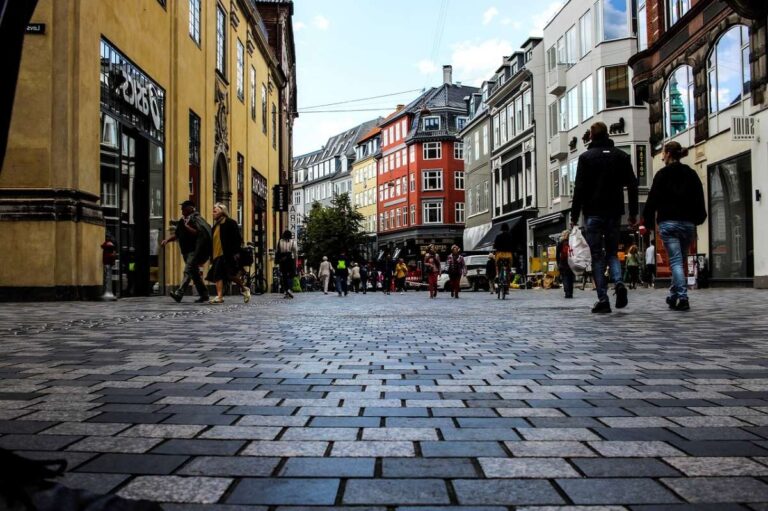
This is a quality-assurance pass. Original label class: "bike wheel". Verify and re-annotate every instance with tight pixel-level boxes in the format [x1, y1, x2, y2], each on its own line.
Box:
[251, 277, 267, 295]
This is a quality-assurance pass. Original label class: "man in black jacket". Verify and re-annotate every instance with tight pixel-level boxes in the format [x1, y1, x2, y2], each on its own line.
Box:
[571, 122, 638, 313]
[161, 200, 212, 303]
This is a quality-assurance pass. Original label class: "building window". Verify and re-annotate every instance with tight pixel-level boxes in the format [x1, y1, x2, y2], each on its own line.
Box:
[523, 90, 532, 128]
[500, 108, 508, 144]
[558, 96, 568, 131]
[637, 0, 647, 51]
[272, 103, 277, 148]
[102, 181, 118, 208]
[423, 116, 441, 131]
[410, 204, 416, 225]
[668, 0, 691, 27]
[567, 87, 579, 130]
[663, 65, 694, 138]
[409, 145, 415, 163]
[261, 84, 268, 134]
[547, 45, 557, 71]
[454, 171, 465, 190]
[236, 39, 245, 101]
[708, 25, 751, 114]
[189, 0, 201, 45]
[422, 170, 443, 191]
[423, 201, 443, 224]
[515, 96, 523, 133]
[455, 202, 465, 223]
[599, 65, 630, 110]
[402, 206, 408, 226]
[101, 114, 118, 148]
[579, 10, 592, 57]
[482, 125, 488, 155]
[409, 172, 415, 192]
[189, 111, 201, 204]
[216, 5, 226, 76]
[423, 142, 442, 160]
[581, 75, 594, 121]
[250, 67, 256, 120]
[551, 167, 560, 199]
[493, 114, 500, 147]
[601, 0, 629, 40]
[456, 116, 468, 130]
[548, 103, 559, 138]
[568, 159, 577, 196]
[565, 26, 577, 64]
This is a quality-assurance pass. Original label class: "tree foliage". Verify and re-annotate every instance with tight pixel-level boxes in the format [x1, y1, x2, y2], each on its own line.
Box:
[299, 193, 366, 270]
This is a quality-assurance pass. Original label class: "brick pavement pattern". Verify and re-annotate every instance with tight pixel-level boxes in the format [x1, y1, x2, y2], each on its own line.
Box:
[1, 288, 768, 509]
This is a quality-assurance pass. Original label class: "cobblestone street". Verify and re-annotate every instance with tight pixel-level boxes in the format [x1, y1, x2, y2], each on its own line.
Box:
[2, 288, 768, 509]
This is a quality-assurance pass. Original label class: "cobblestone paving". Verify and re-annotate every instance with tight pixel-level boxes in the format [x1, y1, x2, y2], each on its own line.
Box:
[1, 287, 768, 509]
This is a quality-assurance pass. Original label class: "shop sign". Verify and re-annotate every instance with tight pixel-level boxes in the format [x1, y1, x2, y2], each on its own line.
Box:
[635, 145, 647, 181]
[252, 171, 267, 200]
[25, 24, 46, 35]
[112, 65, 162, 131]
[272, 184, 289, 212]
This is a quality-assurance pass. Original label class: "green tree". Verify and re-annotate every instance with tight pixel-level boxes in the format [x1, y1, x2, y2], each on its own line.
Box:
[300, 193, 366, 270]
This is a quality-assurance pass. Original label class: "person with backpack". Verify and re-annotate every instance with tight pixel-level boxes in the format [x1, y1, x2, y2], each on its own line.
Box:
[276, 230, 297, 299]
[571, 121, 639, 313]
[206, 203, 249, 304]
[445, 245, 466, 299]
[161, 200, 212, 303]
[640, 141, 706, 311]
[335, 251, 349, 296]
[555, 230, 574, 299]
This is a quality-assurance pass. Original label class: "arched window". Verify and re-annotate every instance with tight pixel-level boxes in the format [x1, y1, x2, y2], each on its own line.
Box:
[708, 25, 751, 114]
[663, 65, 694, 138]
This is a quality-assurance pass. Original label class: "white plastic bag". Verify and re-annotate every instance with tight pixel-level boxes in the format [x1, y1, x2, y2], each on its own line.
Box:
[568, 226, 591, 273]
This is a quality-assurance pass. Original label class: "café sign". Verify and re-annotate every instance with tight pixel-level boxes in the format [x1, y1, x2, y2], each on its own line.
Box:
[112, 65, 163, 131]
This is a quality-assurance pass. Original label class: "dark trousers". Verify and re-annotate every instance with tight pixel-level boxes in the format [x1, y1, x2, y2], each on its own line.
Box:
[450, 276, 461, 297]
[383, 275, 392, 294]
[335, 274, 348, 295]
[361, 277, 368, 294]
[178, 253, 208, 298]
[585, 216, 623, 303]
[395, 277, 406, 292]
[351, 278, 361, 293]
[560, 268, 574, 298]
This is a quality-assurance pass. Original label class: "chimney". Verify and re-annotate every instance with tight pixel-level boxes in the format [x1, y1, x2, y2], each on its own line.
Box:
[443, 65, 453, 85]
[396, 104, 405, 112]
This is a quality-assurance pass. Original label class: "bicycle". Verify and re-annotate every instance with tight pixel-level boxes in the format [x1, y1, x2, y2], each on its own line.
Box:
[240, 245, 267, 295]
[496, 263, 510, 300]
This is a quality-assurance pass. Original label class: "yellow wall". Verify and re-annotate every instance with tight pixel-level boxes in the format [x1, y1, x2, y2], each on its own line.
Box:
[1, 0, 288, 295]
[352, 154, 378, 233]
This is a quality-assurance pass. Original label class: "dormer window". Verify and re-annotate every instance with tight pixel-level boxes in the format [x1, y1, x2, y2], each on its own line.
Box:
[456, 116, 468, 131]
[423, 116, 441, 131]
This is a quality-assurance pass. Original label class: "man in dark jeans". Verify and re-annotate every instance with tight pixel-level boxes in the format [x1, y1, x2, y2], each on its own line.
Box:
[161, 200, 212, 303]
[571, 122, 638, 313]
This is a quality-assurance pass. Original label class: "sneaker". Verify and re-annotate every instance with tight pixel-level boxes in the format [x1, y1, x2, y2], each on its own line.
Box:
[666, 296, 677, 309]
[194, 296, 209, 303]
[614, 283, 628, 309]
[674, 297, 690, 311]
[170, 291, 183, 303]
[209, 296, 224, 304]
[591, 300, 612, 313]
[242, 287, 251, 304]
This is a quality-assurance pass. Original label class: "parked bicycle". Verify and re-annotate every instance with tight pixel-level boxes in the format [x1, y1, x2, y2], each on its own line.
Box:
[240, 243, 267, 295]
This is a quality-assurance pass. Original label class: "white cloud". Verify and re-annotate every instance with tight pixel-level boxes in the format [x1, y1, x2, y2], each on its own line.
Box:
[294, 21, 306, 32]
[482, 7, 499, 25]
[501, 18, 523, 30]
[312, 15, 330, 30]
[449, 38, 515, 85]
[530, 1, 564, 36]
[416, 59, 439, 75]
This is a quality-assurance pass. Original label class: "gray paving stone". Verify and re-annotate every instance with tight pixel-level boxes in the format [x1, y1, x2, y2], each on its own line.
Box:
[479, 457, 581, 478]
[66, 436, 163, 453]
[557, 478, 680, 504]
[177, 456, 281, 476]
[75, 453, 188, 474]
[240, 441, 329, 457]
[331, 441, 414, 457]
[55, 472, 129, 494]
[150, 438, 245, 455]
[660, 477, 768, 503]
[420, 440, 506, 457]
[118, 475, 232, 504]
[280, 457, 375, 477]
[662, 456, 768, 476]
[452, 479, 565, 505]
[506, 440, 597, 457]
[571, 458, 681, 477]
[343, 479, 449, 505]
[227, 478, 340, 505]
[382, 457, 478, 478]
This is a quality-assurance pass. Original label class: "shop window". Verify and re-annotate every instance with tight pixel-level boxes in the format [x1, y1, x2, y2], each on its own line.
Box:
[663, 65, 694, 138]
[708, 25, 751, 114]
[189, 111, 201, 203]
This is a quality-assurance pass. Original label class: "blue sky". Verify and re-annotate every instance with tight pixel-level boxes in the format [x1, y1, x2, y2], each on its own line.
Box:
[292, 0, 564, 156]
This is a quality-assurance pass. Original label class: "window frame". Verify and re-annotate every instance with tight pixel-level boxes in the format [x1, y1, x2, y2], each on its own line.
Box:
[422, 169, 444, 191]
[453, 141, 464, 160]
[663, 65, 694, 138]
[455, 202, 465, 223]
[454, 171, 465, 190]
[423, 141, 442, 160]
[215, 4, 227, 77]
[422, 201, 444, 224]
[236, 39, 245, 102]
[423, 115, 441, 131]
[189, 0, 201, 45]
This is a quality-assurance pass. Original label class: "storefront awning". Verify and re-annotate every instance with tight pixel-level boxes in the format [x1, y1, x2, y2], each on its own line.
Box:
[475, 217, 522, 250]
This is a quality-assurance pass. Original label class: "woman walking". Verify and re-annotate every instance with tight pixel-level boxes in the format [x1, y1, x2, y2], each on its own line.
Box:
[395, 258, 408, 294]
[277, 230, 297, 299]
[207, 203, 249, 304]
[625, 245, 640, 289]
[555, 230, 574, 299]
[350, 263, 362, 293]
[446, 245, 466, 299]
[641, 141, 707, 311]
[318, 256, 333, 294]
[380, 251, 394, 295]
[424, 247, 440, 299]
[485, 253, 497, 294]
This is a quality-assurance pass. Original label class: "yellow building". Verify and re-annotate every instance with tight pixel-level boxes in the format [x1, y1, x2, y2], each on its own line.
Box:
[352, 126, 381, 260]
[0, 0, 296, 299]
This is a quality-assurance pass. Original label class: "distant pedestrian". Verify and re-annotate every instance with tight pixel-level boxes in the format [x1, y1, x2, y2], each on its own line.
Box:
[571, 121, 638, 314]
[318, 256, 333, 294]
[485, 253, 497, 294]
[641, 141, 706, 311]
[206, 203, 250, 304]
[161, 200, 211, 303]
[276, 230, 297, 299]
[335, 252, 349, 296]
[626, 245, 640, 289]
[369, 262, 379, 292]
[395, 258, 408, 294]
[424, 248, 440, 299]
[556, 230, 574, 299]
[445, 245, 466, 299]
[380, 251, 394, 295]
[645, 240, 656, 287]
[493, 224, 514, 276]
[350, 262, 362, 293]
[359, 262, 369, 294]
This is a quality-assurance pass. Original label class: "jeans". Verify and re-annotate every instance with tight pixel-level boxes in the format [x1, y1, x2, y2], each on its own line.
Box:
[585, 216, 623, 303]
[178, 252, 208, 298]
[335, 274, 348, 295]
[659, 220, 696, 300]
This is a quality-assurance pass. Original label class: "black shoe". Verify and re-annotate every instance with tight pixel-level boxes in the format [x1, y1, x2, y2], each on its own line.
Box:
[591, 300, 612, 313]
[564, 295, 573, 299]
[614, 283, 628, 309]
[194, 296, 209, 303]
[666, 296, 676, 309]
[674, 298, 690, 311]
[170, 291, 183, 303]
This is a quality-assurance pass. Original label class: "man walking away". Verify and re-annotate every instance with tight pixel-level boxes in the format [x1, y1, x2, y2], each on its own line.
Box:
[485, 253, 497, 294]
[380, 251, 394, 295]
[318, 256, 333, 294]
[645, 240, 656, 287]
[335, 252, 349, 296]
[493, 224, 514, 276]
[161, 200, 211, 303]
[571, 121, 638, 313]
[277, 230, 298, 299]
[360, 262, 369, 294]
[641, 141, 706, 311]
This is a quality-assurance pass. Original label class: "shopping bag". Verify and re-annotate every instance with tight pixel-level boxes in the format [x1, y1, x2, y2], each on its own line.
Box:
[568, 226, 592, 273]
